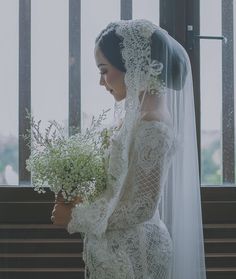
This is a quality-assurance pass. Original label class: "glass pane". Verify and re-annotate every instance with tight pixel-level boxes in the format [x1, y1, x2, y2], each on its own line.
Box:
[31, 0, 69, 133]
[200, 0, 222, 185]
[81, 0, 120, 129]
[133, 0, 159, 25]
[0, 0, 19, 185]
[234, 0, 236, 184]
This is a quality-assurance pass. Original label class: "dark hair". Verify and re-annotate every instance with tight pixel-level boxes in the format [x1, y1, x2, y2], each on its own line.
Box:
[151, 30, 187, 90]
[96, 27, 187, 90]
[95, 29, 126, 73]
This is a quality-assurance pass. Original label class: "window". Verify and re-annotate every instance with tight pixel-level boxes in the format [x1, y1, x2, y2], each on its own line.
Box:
[199, 0, 235, 185]
[81, 0, 160, 128]
[3, 0, 234, 188]
[159, 0, 235, 187]
[0, 0, 160, 187]
[0, 0, 19, 186]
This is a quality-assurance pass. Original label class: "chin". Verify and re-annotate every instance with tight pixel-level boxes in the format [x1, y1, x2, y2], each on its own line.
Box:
[113, 91, 126, 102]
[114, 96, 125, 102]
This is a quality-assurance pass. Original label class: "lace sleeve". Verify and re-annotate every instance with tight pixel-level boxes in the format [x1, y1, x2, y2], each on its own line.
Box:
[67, 195, 109, 235]
[107, 121, 175, 230]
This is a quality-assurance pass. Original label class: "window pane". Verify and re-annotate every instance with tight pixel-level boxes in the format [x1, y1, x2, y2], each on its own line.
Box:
[0, 0, 19, 185]
[234, 0, 236, 184]
[31, 0, 69, 133]
[133, 0, 159, 25]
[81, 1, 160, 130]
[81, 0, 120, 129]
[200, 0, 222, 184]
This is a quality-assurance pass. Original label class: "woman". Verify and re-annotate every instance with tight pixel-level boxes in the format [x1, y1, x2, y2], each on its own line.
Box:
[51, 19, 206, 279]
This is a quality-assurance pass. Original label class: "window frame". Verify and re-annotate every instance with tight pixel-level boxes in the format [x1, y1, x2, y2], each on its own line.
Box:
[19, 0, 31, 185]
[3, 0, 234, 192]
[0, 0, 133, 201]
[186, 0, 235, 185]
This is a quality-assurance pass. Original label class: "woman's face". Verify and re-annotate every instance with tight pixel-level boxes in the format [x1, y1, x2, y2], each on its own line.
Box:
[94, 45, 126, 101]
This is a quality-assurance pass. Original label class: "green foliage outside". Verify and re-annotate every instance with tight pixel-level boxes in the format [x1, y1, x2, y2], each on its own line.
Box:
[0, 132, 226, 187]
[201, 139, 221, 185]
[0, 135, 18, 182]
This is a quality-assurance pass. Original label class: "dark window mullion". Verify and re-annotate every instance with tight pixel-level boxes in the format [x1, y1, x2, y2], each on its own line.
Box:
[19, 0, 31, 185]
[160, 0, 202, 173]
[160, 0, 186, 44]
[186, 0, 201, 174]
[160, 0, 173, 33]
[121, 0, 132, 20]
[69, 0, 81, 136]
[222, 0, 235, 184]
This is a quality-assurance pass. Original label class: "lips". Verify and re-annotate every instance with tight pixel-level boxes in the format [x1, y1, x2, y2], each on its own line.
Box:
[106, 88, 113, 94]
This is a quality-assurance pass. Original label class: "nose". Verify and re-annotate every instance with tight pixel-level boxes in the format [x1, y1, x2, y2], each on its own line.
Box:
[99, 75, 105, 86]
[99, 75, 110, 92]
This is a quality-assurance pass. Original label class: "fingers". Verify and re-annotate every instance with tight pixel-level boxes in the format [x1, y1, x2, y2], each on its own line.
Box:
[72, 196, 83, 205]
[51, 202, 73, 226]
[51, 206, 56, 223]
[50, 206, 70, 228]
[51, 206, 56, 215]
[54, 193, 82, 209]
[55, 193, 65, 203]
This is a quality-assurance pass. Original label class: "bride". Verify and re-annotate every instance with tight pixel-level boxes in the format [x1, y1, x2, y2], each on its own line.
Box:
[51, 19, 206, 279]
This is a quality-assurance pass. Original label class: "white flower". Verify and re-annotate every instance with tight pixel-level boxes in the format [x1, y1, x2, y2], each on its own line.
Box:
[25, 110, 113, 203]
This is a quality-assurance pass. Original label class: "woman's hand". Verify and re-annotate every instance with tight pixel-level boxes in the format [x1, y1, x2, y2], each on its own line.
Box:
[51, 194, 82, 228]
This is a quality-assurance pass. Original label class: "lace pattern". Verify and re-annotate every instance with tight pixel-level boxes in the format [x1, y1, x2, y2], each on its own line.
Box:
[84, 221, 173, 279]
[67, 19, 180, 278]
[107, 121, 176, 231]
[115, 19, 166, 108]
[68, 121, 176, 278]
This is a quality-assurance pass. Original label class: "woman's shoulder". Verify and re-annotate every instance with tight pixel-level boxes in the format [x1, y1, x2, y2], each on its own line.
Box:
[140, 109, 172, 125]
[134, 115, 178, 158]
[135, 121, 173, 144]
[138, 111, 173, 133]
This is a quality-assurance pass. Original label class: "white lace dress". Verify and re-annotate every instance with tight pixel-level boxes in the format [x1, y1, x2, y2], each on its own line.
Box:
[68, 121, 177, 279]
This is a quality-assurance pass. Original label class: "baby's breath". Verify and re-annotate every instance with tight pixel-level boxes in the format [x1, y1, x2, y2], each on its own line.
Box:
[24, 110, 114, 203]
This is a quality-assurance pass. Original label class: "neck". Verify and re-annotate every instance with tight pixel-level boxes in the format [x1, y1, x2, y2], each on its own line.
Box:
[139, 91, 166, 112]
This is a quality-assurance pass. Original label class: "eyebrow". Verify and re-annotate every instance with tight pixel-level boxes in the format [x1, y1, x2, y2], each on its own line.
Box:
[98, 63, 107, 68]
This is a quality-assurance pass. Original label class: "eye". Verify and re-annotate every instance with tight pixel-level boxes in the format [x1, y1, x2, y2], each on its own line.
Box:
[100, 70, 107, 75]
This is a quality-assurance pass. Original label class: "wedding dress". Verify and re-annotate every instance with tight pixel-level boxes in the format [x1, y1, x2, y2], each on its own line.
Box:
[71, 120, 177, 278]
[68, 19, 206, 279]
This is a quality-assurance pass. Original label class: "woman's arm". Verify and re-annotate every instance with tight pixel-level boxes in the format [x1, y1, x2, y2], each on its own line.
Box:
[107, 121, 175, 230]
[67, 121, 175, 235]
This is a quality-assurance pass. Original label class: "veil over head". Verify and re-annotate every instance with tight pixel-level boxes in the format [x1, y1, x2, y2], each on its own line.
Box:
[97, 19, 206, 279]
[72, 19, 206, 279]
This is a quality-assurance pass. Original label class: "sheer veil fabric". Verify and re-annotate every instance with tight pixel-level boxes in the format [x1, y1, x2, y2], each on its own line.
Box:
[68, 19, 206, 279]
[160, 52, 206, 279]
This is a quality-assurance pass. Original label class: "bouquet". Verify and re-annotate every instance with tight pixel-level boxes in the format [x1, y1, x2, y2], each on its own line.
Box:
[24, 110, 114, 203]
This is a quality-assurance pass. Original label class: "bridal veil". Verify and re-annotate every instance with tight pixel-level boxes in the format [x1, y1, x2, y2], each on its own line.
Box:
[69, 19, 206, 279]
[113, 19, 206, 279]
